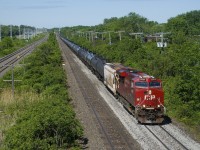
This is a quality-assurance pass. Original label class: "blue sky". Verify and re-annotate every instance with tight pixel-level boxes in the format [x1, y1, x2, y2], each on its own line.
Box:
[0, 0, 199, 28]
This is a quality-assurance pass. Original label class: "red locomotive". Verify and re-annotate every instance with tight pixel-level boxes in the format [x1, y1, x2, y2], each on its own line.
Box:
[104, 63, 165, 124]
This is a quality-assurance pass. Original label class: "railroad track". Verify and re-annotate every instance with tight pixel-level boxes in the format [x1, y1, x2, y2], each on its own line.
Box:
[145, 125, 189, 150]
[0, 36, 47, 77]
[58, 36, 140, 150]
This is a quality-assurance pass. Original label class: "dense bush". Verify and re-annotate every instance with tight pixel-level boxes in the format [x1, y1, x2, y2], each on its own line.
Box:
[5, 98, 82, 150]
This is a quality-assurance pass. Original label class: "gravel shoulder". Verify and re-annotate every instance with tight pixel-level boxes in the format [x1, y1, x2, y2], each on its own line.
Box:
[58, 39, 106, 149]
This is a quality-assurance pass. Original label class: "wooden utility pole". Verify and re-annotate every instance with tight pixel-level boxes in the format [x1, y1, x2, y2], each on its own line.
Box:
[3, 64, 22, 99]
[0, 24, 1, 42]
[10, 25, 12, 38]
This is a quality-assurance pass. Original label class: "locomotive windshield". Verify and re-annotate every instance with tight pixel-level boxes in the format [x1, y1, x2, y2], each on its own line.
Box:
[135, 82, 148, 87]
[149, 81, 161, 87]
[135, 81, 161, 88]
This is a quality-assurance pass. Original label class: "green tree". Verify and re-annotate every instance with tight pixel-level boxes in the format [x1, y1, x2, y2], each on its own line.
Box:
[1, 37, 14, 49]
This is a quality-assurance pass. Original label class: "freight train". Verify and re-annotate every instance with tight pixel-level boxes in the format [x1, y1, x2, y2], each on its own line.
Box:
[61, 36, 165, 124]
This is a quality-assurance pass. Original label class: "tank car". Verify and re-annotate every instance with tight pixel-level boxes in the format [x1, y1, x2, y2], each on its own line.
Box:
[90, 56, 99, 73]
[85, 52, 95, 67]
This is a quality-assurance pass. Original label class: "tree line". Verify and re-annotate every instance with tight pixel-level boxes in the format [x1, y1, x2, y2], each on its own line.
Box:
[0, 25, 35, 38]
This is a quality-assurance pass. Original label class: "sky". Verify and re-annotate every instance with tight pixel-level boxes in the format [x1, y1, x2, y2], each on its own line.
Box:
[0, 0, 199, 29]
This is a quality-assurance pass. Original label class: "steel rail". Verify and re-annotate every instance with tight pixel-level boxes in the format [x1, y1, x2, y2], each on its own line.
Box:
[145, 125, 189, 150]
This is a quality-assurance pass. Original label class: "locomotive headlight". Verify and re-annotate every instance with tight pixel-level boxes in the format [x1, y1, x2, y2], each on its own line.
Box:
[148, 90, 152, 95]
[143, 105, 146, 108]
[157, 105, 160, 108]
[137, 98, 140, 101]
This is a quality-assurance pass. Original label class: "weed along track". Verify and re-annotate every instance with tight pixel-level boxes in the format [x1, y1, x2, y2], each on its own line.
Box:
[57, 35, 141, 150]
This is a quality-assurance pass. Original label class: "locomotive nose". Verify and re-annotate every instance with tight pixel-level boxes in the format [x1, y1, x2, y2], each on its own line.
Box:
[143, 89, 163, 108]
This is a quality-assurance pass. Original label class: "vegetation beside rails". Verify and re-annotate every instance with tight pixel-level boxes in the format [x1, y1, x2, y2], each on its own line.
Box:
[0, 33, 83, 149]
[0, 33, 46, 58]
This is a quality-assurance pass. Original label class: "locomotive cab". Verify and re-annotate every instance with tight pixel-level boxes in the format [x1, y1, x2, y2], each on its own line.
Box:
[133, 77, 165, 124]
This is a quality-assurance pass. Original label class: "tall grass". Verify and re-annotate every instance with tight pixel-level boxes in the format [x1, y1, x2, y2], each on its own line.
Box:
[0, 88, 42, 144]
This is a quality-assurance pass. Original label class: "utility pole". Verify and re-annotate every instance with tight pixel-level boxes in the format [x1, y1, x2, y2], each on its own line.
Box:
[99, 31, 113, 44]
[3, 64, 22, 99]
[0, 24, 1, 42]
[27, 28, 30, 39]
[115, 31, 125, 41]
[97, 32, 103, 41]
[95, 32, 99, 39]
[19, 26, 21, 39]
[101, 32, 104, 41]
[33, 28, 35, 37]
[108, 31, 111, 45]
[35, 28, 37, 37]
[85, 32, 88, 40]
[10, 25, 12, 38]
[88, 31, 94, 42]
[107, 31, 113, 45]
[91, 31, 94, 42]
[23, 28, 25, 39]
